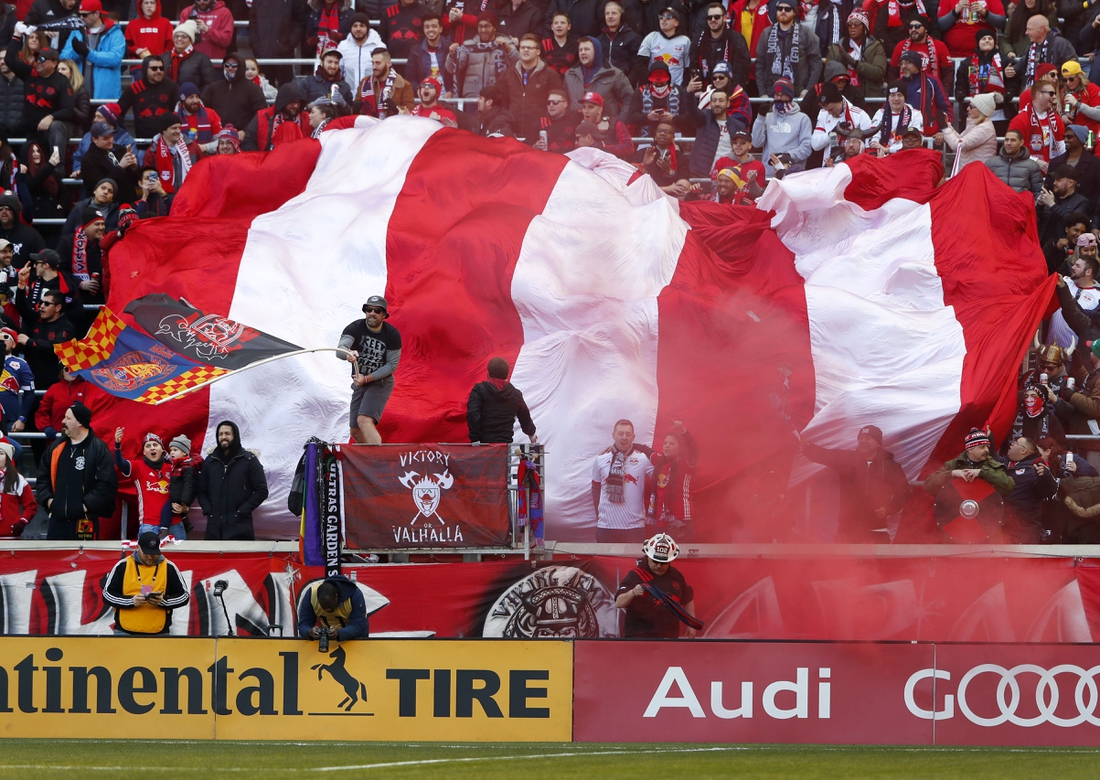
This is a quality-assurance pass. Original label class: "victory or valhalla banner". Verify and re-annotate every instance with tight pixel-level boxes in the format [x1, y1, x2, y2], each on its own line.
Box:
[340, 444, 511, 549]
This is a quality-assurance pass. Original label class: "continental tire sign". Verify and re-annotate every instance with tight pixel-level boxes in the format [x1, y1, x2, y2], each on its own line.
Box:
[0, 638, 572, 741]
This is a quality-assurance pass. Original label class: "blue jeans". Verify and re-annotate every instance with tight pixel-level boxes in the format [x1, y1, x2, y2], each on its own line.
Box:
[138, 522, 186, 541]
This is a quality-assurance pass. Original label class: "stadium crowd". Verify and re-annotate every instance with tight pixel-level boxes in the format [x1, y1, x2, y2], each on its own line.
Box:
[0, 0, 1095, 544]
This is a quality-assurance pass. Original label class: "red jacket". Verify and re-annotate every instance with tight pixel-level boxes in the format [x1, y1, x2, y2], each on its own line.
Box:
[34, 376, 94, 432]
[125, 2, 175, 58]
[179, 1, 236, 60]
[731, 0, 772, 60]
[0, 474, 36, 537]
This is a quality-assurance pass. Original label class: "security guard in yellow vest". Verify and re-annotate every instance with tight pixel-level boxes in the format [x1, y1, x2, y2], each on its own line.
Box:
[103, 531, 190, 635]
[297, 575, 370, 641]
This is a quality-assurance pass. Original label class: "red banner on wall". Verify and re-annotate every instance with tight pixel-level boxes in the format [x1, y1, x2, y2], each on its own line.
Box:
[574, 641, 1100, 745]
[340, 444, 512, 549]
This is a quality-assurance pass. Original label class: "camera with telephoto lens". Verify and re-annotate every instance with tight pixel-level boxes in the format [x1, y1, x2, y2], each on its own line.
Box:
[318, 626, 329, 652]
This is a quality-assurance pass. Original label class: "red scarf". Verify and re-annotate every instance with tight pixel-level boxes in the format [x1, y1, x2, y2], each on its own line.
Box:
[887, 0, 926, 27]
[151, 133, 191, 194]
[169, 44, 193, 82]
[316, 4, 341, 58]
[967, 51, 1004, 96]
[177, 104, 212, 142]
[901, 37, 939, 80]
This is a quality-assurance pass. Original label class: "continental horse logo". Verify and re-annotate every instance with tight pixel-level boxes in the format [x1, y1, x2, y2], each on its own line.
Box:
[311, 647, 368, 711]
[398, 470, 454, 524]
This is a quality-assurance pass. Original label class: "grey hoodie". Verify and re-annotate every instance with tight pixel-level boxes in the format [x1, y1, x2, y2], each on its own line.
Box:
[752, 101, 813, 177]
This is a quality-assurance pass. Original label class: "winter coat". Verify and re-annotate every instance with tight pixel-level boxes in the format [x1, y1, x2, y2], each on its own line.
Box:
[499, 59, 563, 141]
[687, 89, 752, 176]
[997, 453, 1057, 540]
[545, 0, 602, 39]
[243, 82, 310, 151]
[60, 20, 126, 101]
[197, 421, 269, 541]
[0, 473, 35, 537]
[306, 0, 355, 51]
[164, 47, 217, 93]
[755, 23, 822, 97]
[942, 117, 997, 173]
[338, 32, 386, 95]
[4, 38, 76, 134]
[598, 25, 644, 83]
[803, 441, 911, 542]
[466, 380, 536, 443]
[125, 4, 174, 58]
[563, 62, 634, 117]
[985, 144, 1042, 198]
[0, 70, 22, 136]
[447, 37, 519, 97]
[24, 0, 78, 51]
[497, 0, 543, 42]
[72, 125, 134, 179]
[202, 72, 268, 131]
[118, 56, 180, 139]
[827, 35, 886, 101]
[1038, 190, 1091, 248]
[693, 27, 752, 87]
[474, 104, 517, 136]
[37, 432, 118, 523]
[297, 69, 353, 106]
[249, 0, 310, 59]
[34, 376, 93, 433]
[751, 102, 813, 176]
[923, 452, 1016, 499]
[180, 1, 237, 60]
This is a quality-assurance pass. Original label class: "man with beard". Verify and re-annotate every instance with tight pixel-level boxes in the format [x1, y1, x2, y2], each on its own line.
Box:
[16, 289, 73, 390]
[410, 77, 458, 125]
[1046, 125, 1100, 211]
[198, 420, 269, 541]
[710, 127, 765, 195]
[114, 427, 175, 537]
[534, 87, 577, 151]
[298, 47, 352, 106]
[242, 82, 308, 151]
[38, 402, 117, 540]
[888, 13, 951, 94]
[1008, 81, 1065, 173]
[0, 191, 44, 270]
[985, 128, 1043, 196]
[15, 253, 76, 337]
[118, 55, 180, 141]
[826, 123, 870, 165]
[998, 436, 1057, 543]
[357, 47, 414, 116]
[897, 49, 950, 138]
[447, 12, 518, 98]
[338, 13, 384, 94]
[637, 118, 691, 195]
[1050, 250, 1100, 348]
[866, 0, 931, 55]
[802, 424, 911, 543]
[1038, 165, 1090, 251]
[754, 0, 822, 98]
[176, 81, 223, 145]
[337, 295, 402, 445]
[689, 86, 749, 177]
[693, 2, 750, 85]
[810, 81, 872, 165]
[563, 36, 632, 116]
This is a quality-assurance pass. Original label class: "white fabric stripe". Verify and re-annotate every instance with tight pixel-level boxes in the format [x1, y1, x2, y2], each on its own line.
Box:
[760, 165, 965, 479]
[206, 117, 443, 522]
[509, 155, 686, 539]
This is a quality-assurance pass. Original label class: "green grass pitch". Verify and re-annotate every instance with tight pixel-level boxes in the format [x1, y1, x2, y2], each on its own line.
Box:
[0, 741, 1097, 779]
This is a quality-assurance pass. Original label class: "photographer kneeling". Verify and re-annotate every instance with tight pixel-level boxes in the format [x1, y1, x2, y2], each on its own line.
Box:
[297, 576, 370, 646]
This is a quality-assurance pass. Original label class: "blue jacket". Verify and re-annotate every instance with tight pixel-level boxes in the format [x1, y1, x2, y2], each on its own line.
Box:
[404, 35, 454, 95]
[60, 22, 126, 101]
[296, 575, 370, 641]
[687, 89, 751, 177]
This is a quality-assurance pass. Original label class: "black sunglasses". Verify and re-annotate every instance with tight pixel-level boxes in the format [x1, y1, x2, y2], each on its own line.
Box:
[707, 14, 723, 19]
[364, 306, 385, 314]
[147, 65, 164, 70]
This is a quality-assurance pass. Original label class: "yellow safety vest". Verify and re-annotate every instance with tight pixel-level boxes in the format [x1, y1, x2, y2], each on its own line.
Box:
[117, 555, 169, 634]
[308, 582, 354, 632]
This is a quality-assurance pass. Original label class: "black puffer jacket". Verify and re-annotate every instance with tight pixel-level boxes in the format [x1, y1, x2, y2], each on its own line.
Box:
[466, 380, 536, 443]
[0, 69, 22, 135]
[197, 420, 270, 541]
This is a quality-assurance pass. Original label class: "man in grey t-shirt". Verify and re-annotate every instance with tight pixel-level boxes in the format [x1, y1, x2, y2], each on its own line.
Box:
[337, 295, 402, 444]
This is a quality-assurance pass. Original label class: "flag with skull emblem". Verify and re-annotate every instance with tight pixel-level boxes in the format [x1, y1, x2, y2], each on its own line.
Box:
[340, 444, 512, 549]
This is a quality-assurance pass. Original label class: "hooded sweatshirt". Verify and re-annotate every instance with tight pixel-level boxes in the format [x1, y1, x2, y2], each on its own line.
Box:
[197, 420, 269, 540]
[242, 82, 310, 151]
[466, 379, 537, 443]
[118, 55, 180, 139]
[751, 99, 813, 176]
[125, 0, 174, 58]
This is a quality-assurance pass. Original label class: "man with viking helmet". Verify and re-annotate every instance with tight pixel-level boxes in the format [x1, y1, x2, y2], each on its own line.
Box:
[1022, 340, 1073, 396]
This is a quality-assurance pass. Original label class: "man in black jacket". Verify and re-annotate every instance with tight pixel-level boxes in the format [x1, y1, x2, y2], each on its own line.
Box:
[249, 0, 309, 87]
[467, 357, 537, 444]
[16, 287, 75, 388]
[4, 38, 74, 153]
[598, 1, 642, 85]
[202, 51, 267, 131]
[692, 2, 750, 85]
[38, 401, 118, 540]
[117, 55, 179, 141]
[198, 419, 269, 541]
[999, 436, 1057, 543]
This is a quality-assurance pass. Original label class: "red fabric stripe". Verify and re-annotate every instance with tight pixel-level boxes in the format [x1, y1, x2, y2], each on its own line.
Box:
[926, 162, 1055, 465]
[657, 202, 814, 541]
[380, 130, 569, 443]
[842, 148, 945, 210]
[95, 139, 323, 520]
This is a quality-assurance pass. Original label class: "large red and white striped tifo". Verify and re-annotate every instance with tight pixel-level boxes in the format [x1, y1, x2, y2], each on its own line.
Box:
[108, 119, 1055, 541]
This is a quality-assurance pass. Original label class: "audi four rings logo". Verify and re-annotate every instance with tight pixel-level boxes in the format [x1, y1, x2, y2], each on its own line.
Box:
[905, 665, 1100, 727]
